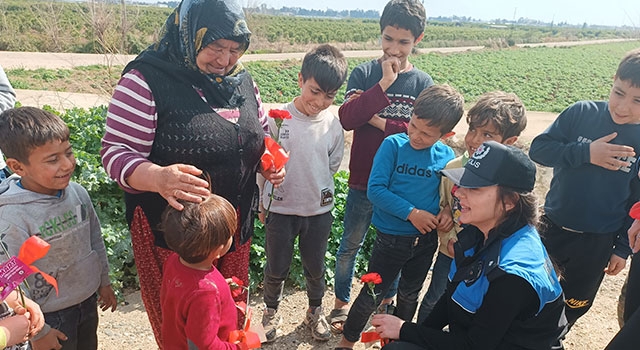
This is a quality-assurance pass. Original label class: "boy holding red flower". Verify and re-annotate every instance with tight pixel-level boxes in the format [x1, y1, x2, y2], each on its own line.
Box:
[258, 44, 347, 343]
[0, 107, 116, 349]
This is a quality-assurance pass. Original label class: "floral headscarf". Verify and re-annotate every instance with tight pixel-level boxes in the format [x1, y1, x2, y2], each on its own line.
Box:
[125, 0, 252, 108]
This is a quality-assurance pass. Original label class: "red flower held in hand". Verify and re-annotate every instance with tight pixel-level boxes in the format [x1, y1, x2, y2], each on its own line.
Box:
[630, 202, 640, 220]
[261, 109, 292, 220]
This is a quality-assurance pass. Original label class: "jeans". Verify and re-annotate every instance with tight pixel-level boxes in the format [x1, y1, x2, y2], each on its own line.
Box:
[44, 294, 99, 350]
[417, 252, 452, 323]
[263, 212, 333, 309]
[334, 188, 398, 303]
[342, 231, 438, 342]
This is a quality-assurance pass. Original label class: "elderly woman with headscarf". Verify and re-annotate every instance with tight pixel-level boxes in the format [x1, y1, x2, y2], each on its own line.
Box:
[100, 0, 284, 346]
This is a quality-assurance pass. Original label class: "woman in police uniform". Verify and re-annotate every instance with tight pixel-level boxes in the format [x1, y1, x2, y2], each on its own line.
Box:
[370, 141, 567, 350]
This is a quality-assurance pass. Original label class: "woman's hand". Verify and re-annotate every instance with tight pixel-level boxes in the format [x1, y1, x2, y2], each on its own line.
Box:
[128, 163, 211, 210]
[260, 165, 286, 188]
[371, 314, 404, 340]
[0, 313, 31, 347]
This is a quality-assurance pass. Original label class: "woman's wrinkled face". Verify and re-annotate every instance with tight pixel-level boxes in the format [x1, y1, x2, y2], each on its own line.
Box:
[196, 38, 242, 75]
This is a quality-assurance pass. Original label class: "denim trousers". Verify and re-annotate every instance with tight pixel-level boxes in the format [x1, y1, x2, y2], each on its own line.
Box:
[263, 212, 333, 309]
[334, 188, 398, 303]
[417, 251, 453, 323]
[44, 294, 98, 350]
[342, 230, 438, 342]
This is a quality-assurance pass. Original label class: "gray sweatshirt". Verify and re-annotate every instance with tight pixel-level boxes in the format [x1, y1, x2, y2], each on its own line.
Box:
[262, 101, 344, 216]
[0, 176, 110, 315]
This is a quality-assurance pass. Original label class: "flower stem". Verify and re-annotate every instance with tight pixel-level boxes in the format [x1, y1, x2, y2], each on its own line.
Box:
[264, 186, 275, 220]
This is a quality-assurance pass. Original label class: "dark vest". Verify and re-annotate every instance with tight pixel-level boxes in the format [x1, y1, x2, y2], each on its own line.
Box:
[124, 64, 264, 248]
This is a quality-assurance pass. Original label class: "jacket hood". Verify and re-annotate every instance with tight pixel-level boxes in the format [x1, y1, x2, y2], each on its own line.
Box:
[0, 175, 65, 206]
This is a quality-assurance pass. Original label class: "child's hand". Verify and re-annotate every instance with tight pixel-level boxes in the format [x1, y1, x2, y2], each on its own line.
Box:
[18, 296, 44, 337]
[31, 328, 67, 350]
[98, 285, 117, 312]
[604, 254, 626, 276]
[4, 291, 44, 337]
[260, 164, 286, 188]
[367, 114, 386, 132]
[589, 132, 635, 171]
[447, 237, 458, 256]
[407, 208, 438, 234]
[0, 313, 31, 346]
[629, 219, 640, 253]
[436, 204, 454, 232]
[346, 89, 363, 102]
[379, 57, 400, 91]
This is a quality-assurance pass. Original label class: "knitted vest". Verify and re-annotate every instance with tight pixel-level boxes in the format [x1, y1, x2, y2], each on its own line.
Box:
[124, 65, 264, 248]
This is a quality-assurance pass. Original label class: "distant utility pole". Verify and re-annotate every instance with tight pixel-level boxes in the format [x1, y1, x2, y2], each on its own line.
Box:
[513, 7, 517, 21]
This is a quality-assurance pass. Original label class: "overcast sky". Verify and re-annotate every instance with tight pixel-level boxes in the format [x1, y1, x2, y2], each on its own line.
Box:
[247, 0, 639, 27]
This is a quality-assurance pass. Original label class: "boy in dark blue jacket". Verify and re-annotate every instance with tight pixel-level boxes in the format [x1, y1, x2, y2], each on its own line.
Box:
[529, 48, 640, 332]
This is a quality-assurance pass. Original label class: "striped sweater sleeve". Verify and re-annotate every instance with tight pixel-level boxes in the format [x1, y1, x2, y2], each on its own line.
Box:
[253, 79, 269, 135]
[100, 69, 157, 193]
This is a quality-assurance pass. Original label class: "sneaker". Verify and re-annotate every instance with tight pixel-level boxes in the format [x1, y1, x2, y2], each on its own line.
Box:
[304, 306, 331, 341]
[262, 307, 282, 343]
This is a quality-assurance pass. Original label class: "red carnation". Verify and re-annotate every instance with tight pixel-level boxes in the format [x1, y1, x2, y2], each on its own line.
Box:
[630, 202, 640, 220]
[360, 272, 382, 285]
[268, 109, 292, 120]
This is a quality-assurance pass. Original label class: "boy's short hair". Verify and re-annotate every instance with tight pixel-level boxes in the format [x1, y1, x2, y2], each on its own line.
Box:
[0, 106, 70, 163]
[380, 0, 426, 40]
[300, 44, 348, 93]
[161, 194, 237, 264]
[413, 84, 464, 134]
[467, 91, 527, 140]
[616, 48, 640, 88]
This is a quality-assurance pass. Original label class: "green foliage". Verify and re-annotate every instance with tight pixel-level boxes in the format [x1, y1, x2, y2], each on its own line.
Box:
[412, 41, 640, 112]
[249, 171, 376, 290]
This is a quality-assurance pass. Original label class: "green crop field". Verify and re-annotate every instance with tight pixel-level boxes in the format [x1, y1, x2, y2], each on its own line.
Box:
[1, 0, 637, 54]
[8, 41, 640, 113]
[243, 41, 640, 112]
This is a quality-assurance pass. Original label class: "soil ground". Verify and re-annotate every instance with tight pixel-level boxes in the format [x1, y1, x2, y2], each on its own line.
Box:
[2, 48, 629, 349]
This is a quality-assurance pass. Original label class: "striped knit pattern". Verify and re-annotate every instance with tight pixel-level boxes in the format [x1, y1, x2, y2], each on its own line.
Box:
[100, 68, 268, 191]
